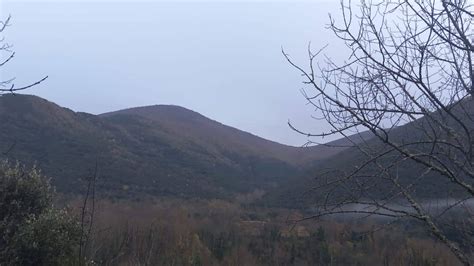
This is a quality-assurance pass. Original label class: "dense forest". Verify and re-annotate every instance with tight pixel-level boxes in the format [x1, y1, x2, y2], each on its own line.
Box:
[1, 162, 464, 265]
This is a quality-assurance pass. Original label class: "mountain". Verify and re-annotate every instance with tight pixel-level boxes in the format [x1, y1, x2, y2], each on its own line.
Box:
[0, 94, 356, 199]
[263, 99, 474, 209]
[101, 105, 351, 167]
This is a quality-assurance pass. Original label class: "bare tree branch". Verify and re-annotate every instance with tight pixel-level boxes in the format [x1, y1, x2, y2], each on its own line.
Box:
[287, 0, 474, 264]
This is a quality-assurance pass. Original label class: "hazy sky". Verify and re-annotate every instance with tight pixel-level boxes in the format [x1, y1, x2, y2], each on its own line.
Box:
[1, 0, 346, 146]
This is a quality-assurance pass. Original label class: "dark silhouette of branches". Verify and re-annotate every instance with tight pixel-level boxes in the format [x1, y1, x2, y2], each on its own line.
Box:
[0, 15, 48, 156]
[0, 15, 48, 96]
[79, 160, 99, 263]
[285, 0, 473, 264]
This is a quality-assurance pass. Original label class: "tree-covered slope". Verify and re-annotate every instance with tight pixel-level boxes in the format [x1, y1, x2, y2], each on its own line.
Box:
[0, 94, 352, 199]
[263, 99, 474, 209]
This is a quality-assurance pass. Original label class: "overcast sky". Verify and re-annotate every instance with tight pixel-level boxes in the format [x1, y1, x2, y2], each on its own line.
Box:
[1, 0, 346, 146]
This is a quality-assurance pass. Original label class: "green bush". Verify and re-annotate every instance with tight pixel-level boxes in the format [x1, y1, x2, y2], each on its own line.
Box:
[0, 161, 81, 265]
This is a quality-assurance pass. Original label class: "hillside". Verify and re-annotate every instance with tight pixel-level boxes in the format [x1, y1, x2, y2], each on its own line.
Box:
[0, 94, 355, 199]
[263, 99, 474, 209]
[101, 105, 351, 167]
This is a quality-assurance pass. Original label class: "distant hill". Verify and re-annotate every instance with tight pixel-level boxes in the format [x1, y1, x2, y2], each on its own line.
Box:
[263, 99, 474, 209]
[0, 94, 358, 199]
[101, 105, 354, 167]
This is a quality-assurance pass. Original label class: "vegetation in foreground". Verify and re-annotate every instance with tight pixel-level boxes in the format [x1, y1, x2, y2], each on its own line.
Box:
[0, 162, 80, 265]
[0, 161, 471, 266]
[74, 198, 464, 266]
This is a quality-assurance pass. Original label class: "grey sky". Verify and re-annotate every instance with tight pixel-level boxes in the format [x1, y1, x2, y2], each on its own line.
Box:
[1, 0, 345, 146]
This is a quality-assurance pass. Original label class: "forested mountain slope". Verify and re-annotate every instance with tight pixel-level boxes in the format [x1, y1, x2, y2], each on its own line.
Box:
[263, 99, 474, 209]
[0, 94, 355, 199]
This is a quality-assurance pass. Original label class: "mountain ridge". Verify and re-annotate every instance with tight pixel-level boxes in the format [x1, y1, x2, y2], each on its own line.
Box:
[262, 98, 474, 209]
[101, 104, 349, 166]
[0, 94, 358, 199]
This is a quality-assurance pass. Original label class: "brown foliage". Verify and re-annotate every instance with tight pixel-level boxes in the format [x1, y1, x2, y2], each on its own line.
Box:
[65, 197, 462, 265]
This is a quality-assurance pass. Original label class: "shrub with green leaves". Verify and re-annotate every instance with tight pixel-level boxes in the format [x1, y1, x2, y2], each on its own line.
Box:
[0, 161, 81, 265]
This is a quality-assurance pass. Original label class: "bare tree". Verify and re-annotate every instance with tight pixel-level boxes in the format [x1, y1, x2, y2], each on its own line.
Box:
[284, 0, 473, 264]
[1, 15, 48, 156]
[1, 15, 47, 95]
